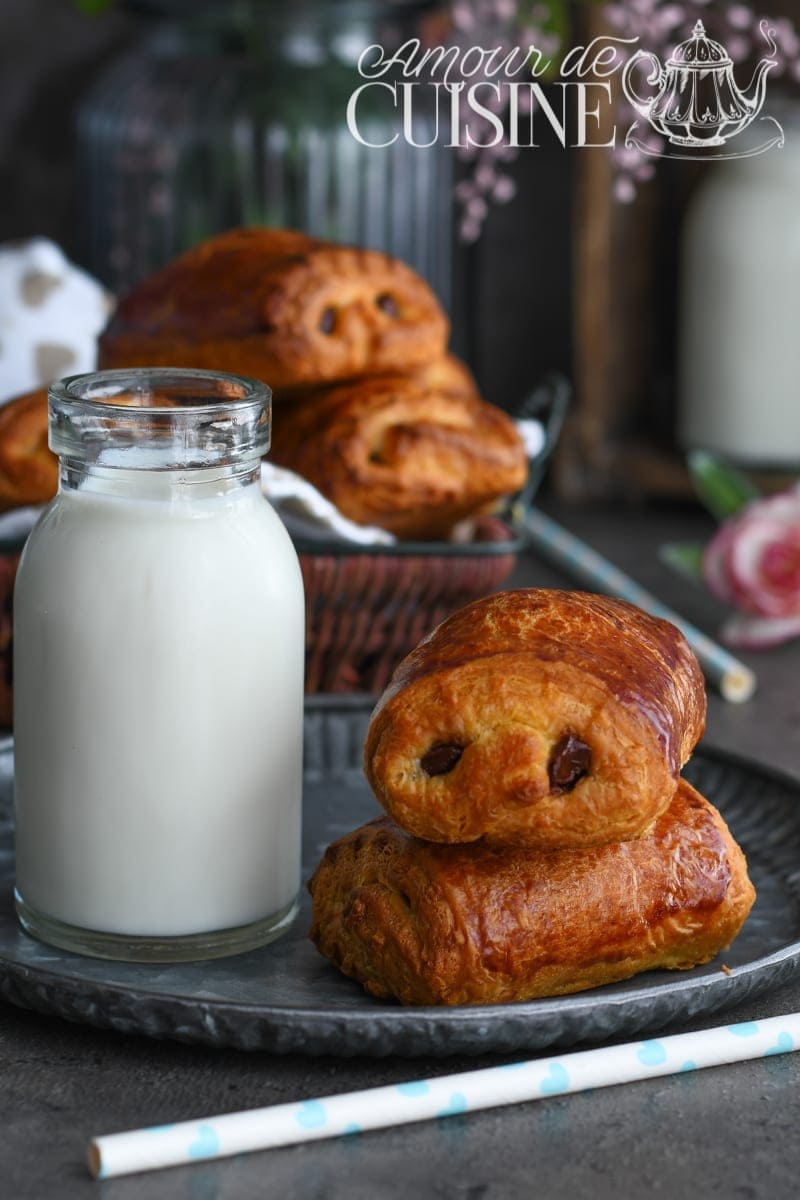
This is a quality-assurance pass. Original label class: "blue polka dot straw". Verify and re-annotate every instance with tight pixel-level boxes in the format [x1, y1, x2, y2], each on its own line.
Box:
[88, 1013, 800, 1179]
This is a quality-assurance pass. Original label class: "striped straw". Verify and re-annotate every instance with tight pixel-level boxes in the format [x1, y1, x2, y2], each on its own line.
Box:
[522, 507, 756, 704]
[88, 1012, 798, 1179]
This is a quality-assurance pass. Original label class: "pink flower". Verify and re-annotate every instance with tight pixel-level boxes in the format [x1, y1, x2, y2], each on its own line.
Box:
[719, 612, 800, 650]
[613, 176, 637, 203]
[727, 5, 754, 31]
[726, 34, 751, 61]
[703, 489, 800, 645]
[491, 174, 516, 202]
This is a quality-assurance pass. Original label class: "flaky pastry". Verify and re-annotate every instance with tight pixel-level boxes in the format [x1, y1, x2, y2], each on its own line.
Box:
[270, 375, 527, 539]
[0, 389, 55, 510]
[98, 228, 449, 390]
[308, 780, 755, 1006]
[364, 589, 707, 848]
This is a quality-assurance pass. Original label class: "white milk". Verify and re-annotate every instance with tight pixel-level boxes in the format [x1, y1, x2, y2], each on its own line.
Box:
[14, 469, 304, 945]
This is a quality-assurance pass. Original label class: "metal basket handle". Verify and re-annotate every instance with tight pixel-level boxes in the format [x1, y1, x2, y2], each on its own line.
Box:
[507, 372, 571, 528]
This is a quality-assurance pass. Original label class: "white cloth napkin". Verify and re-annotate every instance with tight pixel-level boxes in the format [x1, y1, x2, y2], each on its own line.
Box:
[0, 423, 543, 549]
[0, 506, 40, 546]
[516, 418, 545, 460]
[261, 416, 543, 544]
[260, 463, 395, 545]
[0, 470, 397, 548]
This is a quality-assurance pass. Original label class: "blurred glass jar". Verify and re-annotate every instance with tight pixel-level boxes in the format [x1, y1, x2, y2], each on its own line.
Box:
[678, 103, 800, 468]
[76, 0, 453, 303]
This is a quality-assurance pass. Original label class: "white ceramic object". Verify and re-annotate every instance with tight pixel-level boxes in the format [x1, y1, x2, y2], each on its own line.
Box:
[0, 238, 112, 402]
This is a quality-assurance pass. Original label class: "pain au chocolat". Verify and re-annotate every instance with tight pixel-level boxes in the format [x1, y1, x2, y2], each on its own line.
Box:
[270, 374, 527, 540]
[98, 228, 449, 390]
[0, 389, 56, 511]
[308, 780, 755, 1006]
[363, 589, 707, 849]
[405, 351, 480, 398]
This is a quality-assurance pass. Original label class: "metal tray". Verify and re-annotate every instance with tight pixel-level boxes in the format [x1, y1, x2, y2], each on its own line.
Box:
[1, 723, 799, 1057]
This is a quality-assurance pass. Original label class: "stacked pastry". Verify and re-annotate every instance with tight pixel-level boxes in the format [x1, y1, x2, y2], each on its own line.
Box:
[309, 588, 756, 1005]
[0, 389, 55, 511]
[0, 229, 527, 534]
[98, 227, 528, 539]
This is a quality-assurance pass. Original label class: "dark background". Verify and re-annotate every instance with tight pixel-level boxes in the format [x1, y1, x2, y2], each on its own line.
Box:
[1, 0, 797, 489]
[0, 0, 573, 412]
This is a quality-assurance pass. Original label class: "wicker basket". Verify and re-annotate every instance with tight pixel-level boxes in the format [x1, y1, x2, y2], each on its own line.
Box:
[300, 514, 518, 694]
[296, 373, 569, 693]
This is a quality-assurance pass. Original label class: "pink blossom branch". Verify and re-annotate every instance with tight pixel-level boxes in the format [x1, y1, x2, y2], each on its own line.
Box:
[448, 2, 800, 236]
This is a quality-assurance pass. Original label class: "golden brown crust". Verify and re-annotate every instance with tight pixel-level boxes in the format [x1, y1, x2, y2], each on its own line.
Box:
[270, 375, 527, 539]
[0, 389, 56, 510]
[0, 384, 231, 514]
[364, 589, 707, 847]
[273, 354, 479, 406]
[98, 227, 449, 390]
[308, 780, 755, 1006]
[405, 353, 479, 398]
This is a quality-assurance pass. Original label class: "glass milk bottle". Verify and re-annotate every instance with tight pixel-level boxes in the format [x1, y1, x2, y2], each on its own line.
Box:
[678, 107, 800, 467]
[13, 368, 305, 961]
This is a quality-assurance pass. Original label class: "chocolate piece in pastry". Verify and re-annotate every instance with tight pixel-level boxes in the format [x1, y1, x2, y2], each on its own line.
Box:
[308, 780, 755, 1006]
[0, 389, 56, 511]
[98, 228, 449, 390]
[364, 589, 707, 848]
[269, 376, 527, 540]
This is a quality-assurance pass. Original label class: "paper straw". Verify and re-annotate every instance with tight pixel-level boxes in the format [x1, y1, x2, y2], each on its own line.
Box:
[523, 507, 756, 704]
[88, 1012, 799, 1179]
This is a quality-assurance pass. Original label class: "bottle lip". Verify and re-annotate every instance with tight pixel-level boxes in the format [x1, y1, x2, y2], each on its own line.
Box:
[49, 367, 270, 416]
[48, 368, 272, 469]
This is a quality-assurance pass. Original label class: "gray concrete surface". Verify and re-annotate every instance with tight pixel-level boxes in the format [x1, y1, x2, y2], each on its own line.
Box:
[3, 502, 800, 1199]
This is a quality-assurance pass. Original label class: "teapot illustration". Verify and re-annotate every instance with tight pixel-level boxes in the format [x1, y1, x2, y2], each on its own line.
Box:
[622, 20, 777, 148]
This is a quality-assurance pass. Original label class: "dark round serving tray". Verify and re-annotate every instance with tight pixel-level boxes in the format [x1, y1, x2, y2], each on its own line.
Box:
[1, 732, 799, 1057]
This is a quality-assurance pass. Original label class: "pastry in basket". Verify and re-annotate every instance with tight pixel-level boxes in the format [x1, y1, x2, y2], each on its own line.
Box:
[308, 780, 755, 1006]
[0, 380, 235, 514]
[98, 227, 449, 390]
[406, 352, 479, 397]
[0, 388, 55, 511]
[269, 375, 527, 540]
[363, 588, 707, 848]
